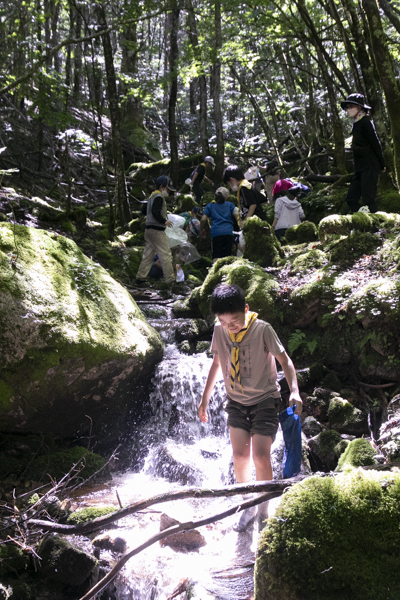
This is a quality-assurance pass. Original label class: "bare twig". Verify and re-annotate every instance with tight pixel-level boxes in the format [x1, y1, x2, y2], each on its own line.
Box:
[359, 382, 396, 389]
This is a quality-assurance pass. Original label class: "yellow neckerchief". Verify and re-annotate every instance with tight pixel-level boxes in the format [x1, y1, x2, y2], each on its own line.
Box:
[228, 311, 258, 392]
[237, 179, 252, 205]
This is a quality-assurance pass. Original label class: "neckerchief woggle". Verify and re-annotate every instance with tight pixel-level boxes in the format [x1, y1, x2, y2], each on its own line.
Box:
[228, 311, 258, 392]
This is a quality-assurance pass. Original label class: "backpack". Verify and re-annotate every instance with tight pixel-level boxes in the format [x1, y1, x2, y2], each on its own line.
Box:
[290, 183, 311, 199]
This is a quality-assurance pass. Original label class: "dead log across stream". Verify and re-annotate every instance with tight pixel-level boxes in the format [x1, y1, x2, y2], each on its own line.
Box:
[27, 477, 305, 536]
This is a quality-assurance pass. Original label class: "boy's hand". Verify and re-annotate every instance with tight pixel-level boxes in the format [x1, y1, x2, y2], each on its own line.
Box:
[198, 399, 209, 423]
[289, 394, 303, 415]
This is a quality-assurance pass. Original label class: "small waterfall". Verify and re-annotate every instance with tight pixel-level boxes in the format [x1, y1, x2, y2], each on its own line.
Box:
[76, 300, 295, 600]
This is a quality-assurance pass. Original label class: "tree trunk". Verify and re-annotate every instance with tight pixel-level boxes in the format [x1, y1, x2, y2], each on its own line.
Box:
[379, 0, 400, 33]
[98, 4, 131, 225]
[168, 3, 180, 187]
[73, 8, 83, 101]
[361, 0, 400, 186]
[186, 0, 209, 156]
[212, 0, 224, 184]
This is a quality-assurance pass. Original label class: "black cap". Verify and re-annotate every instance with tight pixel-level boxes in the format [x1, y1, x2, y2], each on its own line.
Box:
[156, 175, 176, 191]
[341, 93, 371, 110]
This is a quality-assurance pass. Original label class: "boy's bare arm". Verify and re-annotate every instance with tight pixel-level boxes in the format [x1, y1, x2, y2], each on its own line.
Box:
[199, 354, 221, 423]
[276, 351, 303, 415]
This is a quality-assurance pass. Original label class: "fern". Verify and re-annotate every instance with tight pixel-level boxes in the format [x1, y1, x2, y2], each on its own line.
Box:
[288, 329, 306, 354]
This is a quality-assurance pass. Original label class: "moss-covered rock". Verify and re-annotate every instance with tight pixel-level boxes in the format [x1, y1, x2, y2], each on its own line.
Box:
[37, 534, 97, 586]
[0, 543, 28, 577]
[174, 319, 211, 343]
[328, 397, 369, 436]
[318, 214, 353, 241]
[29, 446, 106, 482]
[285, 221, 318, 244]
[67, 505, 116, 525]
[242, 216, 283, 267]
[255, 469, 400, 600]
[330, 231, 381, 266]
[0, 224, 163, 439]
[288, 248, 326, 275]
[308, 429, 342, 470]
[336, 438, 377, 470]
[175, 194, 197, 212]
[190, 257, 280, 324]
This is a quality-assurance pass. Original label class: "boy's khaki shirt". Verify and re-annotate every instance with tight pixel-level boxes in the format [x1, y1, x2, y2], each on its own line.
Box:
[211, 319, 284, 406]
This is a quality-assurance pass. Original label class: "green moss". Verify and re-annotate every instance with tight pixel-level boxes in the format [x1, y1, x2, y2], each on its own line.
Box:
[60, 220, 77, 234]
[255, 470, 400, 600]
[317, 429, 342, 455]
[330, 231, 381, 266]
[67, 505, 116, 525]
[336, 438, 376, 470]
[318, 214, 353, 241]
[29, 446, 105, 482]
[285, 221, 318, 244]
[193, 257, 280, 323]
[328, 397, 368, 435]
[0, 544, 28, 577]
[242, 216, 283, 267]
[176, 194, 196, 212]
[377, 191, 400, 213]
[289, 248, 327, 275]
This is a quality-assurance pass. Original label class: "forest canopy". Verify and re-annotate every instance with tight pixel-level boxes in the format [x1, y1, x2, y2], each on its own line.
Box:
[1, 0, 400, 224]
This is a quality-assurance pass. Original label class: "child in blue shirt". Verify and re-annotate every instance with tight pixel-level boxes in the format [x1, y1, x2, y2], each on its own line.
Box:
[200, 187, 238, 262]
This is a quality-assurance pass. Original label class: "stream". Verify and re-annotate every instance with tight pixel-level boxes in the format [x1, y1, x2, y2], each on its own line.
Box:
[71, 295, 290, 600]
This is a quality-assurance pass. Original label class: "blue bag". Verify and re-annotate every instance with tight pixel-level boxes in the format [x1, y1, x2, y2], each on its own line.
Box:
[279, 406, 302, 479]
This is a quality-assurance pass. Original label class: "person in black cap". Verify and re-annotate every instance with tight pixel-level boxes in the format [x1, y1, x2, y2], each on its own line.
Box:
[190, 156, 215, 205]
[135, 176, 176, 285]
[341, 93, 386, 213]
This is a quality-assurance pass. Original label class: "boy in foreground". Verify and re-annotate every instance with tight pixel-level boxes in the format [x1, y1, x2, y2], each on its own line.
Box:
[198, 284, 302, 530]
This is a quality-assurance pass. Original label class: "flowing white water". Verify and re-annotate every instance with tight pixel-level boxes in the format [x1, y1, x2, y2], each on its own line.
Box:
[73, 302, 288, 600]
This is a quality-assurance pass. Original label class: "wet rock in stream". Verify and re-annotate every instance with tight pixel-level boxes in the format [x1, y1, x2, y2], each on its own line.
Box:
[159, 513, 207, 552]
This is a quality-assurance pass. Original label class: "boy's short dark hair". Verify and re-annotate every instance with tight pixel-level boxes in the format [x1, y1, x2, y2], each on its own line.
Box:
[211, 284, 246, 315]
[223, 165, 245, 184]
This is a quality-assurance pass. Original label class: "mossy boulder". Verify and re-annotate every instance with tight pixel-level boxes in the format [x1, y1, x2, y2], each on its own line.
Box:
[255, 470, 400, 600]
[336, 438, 377, 470]
[0, 224, 163, 439]
[37, 534, 97, 586]
[174, 319, 211, 343]
[190, 257, 280, 324]
[318, 214, 353, 241]
[175, 193, 197, 212]
[242, 216, 283, 267]
[285, 221, 318, 244]
[308, 429, 342, 471]
[328, 397, 369, 436]
[288, 248, 326, 276]
[0, 543, 28, 577]
[330, 231, 381, 266]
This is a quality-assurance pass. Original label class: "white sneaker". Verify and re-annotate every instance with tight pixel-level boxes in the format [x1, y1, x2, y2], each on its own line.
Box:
[233, 506, 256, 532]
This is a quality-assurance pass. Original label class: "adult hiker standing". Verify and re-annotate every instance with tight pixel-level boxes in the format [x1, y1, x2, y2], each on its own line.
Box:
[135, 176, 176, 286]
[190, 156, 216, 205]
[341, 93, 386, 213]
[223, 165, 267, 225]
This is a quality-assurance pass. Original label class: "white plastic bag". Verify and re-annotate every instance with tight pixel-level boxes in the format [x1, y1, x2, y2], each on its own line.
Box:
[166, 226, 188, 248]
[176, 265, 185, 282]
[167, 213, 186, 229]
[177, 241, 201, 264]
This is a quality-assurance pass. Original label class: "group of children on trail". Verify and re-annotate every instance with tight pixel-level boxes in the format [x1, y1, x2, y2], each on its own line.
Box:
[136, 91, 385, 287]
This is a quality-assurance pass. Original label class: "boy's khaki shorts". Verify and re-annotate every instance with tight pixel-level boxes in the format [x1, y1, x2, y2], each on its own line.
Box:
[225, 397, 280, 440]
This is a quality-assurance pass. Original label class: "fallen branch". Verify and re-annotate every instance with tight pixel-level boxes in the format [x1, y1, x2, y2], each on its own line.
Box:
[78, 491, 282, 600]
[28, 477, 304, 535]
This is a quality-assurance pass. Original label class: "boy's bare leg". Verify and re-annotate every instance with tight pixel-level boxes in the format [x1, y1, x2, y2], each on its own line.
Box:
[229, 427, 256, 531]
[252, 434, 274, 530]
[252, 434, 273, 481]
[229, 427, 252, 482]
